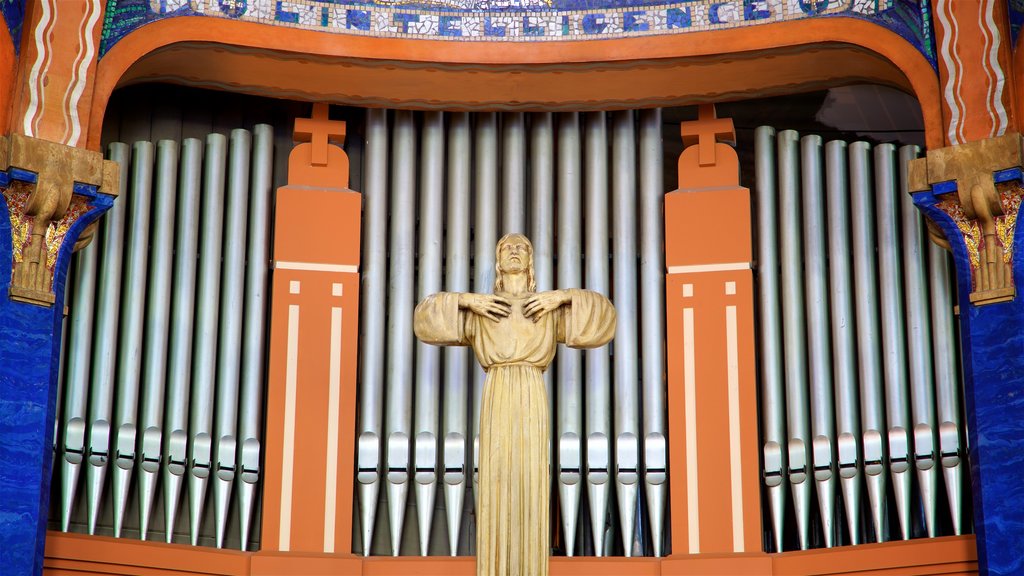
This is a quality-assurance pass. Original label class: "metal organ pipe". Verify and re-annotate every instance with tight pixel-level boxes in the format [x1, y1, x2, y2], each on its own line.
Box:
[112, 142, 154, 538]
[357, 108, 389, 555]
[638, 108, 666, 557]
[824, 140, 863, 545]
[556, 112, 584, 557]
[385, 110, 417, 556]
[800, 135, 837, 548]
[414, 111, 444, 556]
[899, 144, 939, 538]
[238, 124, 274, 551]
[137, 140, 178, 541]
[874, 144, 912, 541]
[778, 130, 812, 550]
[849, 141, 888, 543]
[754, 126, 787, 553]
[443, 112, 471, 556]
[189, 133, 228, 546]
[87, 135, 125, 530]
[611, 110, 641, 557]
[164, 138, 203, 543]
[502, 112, 526, 234]
[584, 111, 612, 556]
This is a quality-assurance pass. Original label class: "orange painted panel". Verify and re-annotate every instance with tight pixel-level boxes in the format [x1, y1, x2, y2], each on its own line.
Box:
[664, 187, 751, 268]
[274, 186, 362, 267]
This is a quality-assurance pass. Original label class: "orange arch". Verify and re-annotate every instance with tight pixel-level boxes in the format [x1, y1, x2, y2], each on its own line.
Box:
[89, 14, 942, 150]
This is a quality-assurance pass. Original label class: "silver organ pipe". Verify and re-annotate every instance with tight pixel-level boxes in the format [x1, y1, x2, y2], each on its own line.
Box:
[357, 108, 389, 556]
[502, 111, 526, 234]
[443, 112, 471, 556]
[137, 140, 178, 541]
[414, 111, 444, 556]
[584, 111, 612, 557]
[899, 144, 939, 538]
[555, 112, 584, 557]
[385, 110, 417, 556]
[189, 133, 227, 546]
[754, 126, 787, 553]
[800, 135, 837, 548]
[164, 138, 202, 543]
[112, 142, 154, 538]
[611, 110, 641, 557]
[55, 127, 274, 549]
[874, 144, 912, 541]
[85, 142, 128, 536]
[238, 124, 275, 551]
[755, 128, 966, 550]
[778, 130, 812, 550]
[824, 140, 863, 545]
[638, 108, 666, 558]
[849, 141, 888, 543]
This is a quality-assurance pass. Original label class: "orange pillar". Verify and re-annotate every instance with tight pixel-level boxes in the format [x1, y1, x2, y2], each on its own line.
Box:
[663, 106, 762, 563]
[261, 104, 362, 557]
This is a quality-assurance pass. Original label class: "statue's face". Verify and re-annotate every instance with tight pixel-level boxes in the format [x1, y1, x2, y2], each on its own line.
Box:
[498, 237, 531, 274]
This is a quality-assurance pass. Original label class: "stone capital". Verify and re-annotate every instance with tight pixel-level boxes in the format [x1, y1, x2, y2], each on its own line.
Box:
[0, 134, 119, 306]
[909, 133, 1024, 306]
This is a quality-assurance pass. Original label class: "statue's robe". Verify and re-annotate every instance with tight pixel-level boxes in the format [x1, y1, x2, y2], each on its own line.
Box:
[414, 289, 615, 576]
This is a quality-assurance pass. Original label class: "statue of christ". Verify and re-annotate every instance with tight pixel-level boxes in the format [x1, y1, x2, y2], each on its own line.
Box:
[414, 233, 616, 575]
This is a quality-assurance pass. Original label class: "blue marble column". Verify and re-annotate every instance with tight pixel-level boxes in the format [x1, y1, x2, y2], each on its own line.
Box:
[913, 170, 1024, 576]
[0, 170, 114, 576]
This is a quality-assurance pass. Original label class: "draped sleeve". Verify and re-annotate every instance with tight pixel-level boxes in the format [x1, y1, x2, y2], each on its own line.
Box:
[414, 292, 473, 346]
[558, 288, 616, 349]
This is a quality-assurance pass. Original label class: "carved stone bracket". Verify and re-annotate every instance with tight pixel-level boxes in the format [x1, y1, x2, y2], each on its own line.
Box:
[0, 134, 119, 306]
[909, 133, 1024, 306]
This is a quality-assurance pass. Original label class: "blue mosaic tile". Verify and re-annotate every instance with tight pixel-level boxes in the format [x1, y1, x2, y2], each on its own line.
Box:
[99, 0, 937, 70]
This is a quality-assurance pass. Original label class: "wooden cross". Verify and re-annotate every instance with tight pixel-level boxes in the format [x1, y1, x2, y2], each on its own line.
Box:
[679, 104, 736, 167]
[294, 102, 346, 167]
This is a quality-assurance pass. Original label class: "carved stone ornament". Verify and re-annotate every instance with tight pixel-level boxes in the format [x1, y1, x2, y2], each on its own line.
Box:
[0, 134, 119, 306]
[909, 133, 1024, 306]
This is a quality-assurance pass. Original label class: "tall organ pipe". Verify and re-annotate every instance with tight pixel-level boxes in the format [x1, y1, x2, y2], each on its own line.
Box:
[238, 124, 274, 551]
[212, 129, 252, 548]
[754, 126, 787, 552]
[874, 144, 912, 541]
[189, 133, 228, 545]
[778, 130, 811, 550]
[800, 135, 837, 548]
[502, 112, 526, 234]
[385, 110, 417, 556]
[472, 112, 499, 507]
[824, 140, 863, 545]
[86, 142, 129, 535]
[111, 141, 154, 538]
[414, 111, 444, 556]
[584, 111, 612, 556]
[929, 243, 963, 534]
[638, 108, 666, 557]
[357, 109, 389, 555]
[899, 144, 940, 537]
[164, 138, 203, 543]
[611, 110, 641, 557]
[556, 112, 584, 557]
[849, 141, 888, 543]
[60, 240, 98, 532]
[443, 112, 471, 556]
[137, 140, 178, 541]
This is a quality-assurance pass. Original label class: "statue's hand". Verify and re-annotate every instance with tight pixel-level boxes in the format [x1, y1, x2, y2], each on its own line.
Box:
[459, 293, 512, 322]
[523, 290, 570, 322]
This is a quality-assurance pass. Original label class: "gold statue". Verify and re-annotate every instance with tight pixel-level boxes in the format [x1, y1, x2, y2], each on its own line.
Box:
[414, 233, 616, 575]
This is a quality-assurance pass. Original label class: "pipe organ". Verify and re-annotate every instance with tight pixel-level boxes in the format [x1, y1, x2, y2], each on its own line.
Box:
[755, 128, 966, 551]
[48, 106, 967, 563]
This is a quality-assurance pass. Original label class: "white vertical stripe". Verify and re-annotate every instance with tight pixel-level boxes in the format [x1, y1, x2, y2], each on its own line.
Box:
[726, 305, 744, 552]
[62, 0, 102, 145]
[279, 304, 300, 552]
[24, 0, 54, 136]
[683, 307, 699, 553]
[982, 0, 1008, 136]
[324, 307, 343, 553]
